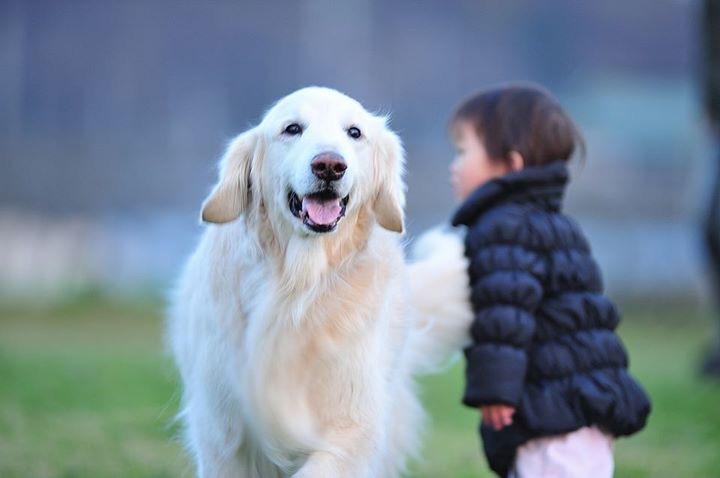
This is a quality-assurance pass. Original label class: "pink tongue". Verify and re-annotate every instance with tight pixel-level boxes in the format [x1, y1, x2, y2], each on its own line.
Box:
[302, 197, 342, 225]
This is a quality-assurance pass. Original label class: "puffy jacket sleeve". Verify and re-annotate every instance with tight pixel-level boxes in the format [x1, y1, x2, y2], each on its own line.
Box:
[462, 240, 544, 408]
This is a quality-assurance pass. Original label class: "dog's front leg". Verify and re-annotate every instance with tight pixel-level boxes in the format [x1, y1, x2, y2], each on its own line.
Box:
[292, 449, 375, 478]
[292, 450, 352, 478]
[291, 421, 384, 478]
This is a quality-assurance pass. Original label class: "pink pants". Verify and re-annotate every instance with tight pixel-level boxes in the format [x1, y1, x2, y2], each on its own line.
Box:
[509, 427, 614, 478]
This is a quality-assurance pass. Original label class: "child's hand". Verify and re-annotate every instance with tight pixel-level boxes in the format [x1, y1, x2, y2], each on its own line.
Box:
[480, 404, 515, 430]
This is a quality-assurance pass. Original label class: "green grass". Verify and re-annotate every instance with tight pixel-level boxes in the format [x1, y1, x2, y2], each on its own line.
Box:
[0, 299, 718, 477]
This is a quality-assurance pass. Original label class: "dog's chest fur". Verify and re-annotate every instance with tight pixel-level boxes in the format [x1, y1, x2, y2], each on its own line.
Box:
[232, 230, 402, 464]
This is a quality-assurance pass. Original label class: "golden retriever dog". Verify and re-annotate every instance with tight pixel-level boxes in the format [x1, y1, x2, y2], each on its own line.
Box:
[169, 87, 472, 478]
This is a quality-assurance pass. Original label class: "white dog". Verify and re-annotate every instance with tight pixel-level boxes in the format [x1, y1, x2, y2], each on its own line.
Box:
[168, 87, 472, 478]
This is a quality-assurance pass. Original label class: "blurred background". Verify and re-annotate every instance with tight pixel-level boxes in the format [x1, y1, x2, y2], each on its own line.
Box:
[1, 1, 718, 477]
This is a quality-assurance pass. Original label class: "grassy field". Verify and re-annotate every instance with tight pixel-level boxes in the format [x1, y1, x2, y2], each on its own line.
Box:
[0, 298, 718, 478]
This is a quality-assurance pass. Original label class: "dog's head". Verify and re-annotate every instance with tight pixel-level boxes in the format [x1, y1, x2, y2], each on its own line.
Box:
[200, 87, 405, 236]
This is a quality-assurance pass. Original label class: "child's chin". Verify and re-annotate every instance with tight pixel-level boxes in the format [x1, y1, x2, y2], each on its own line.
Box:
[453, 188, 468, 201]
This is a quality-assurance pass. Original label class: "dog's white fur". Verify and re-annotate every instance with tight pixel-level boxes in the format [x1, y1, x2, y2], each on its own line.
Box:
[169, 87, 472, 478]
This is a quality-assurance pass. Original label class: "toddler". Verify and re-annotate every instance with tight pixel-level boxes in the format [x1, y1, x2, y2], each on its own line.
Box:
[449, 83, 651, 477]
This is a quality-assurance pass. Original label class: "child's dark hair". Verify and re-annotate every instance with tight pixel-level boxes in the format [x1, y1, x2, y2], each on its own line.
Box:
[451, 82, 585, 167]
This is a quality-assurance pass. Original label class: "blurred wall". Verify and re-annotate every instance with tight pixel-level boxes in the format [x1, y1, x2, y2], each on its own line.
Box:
[0, 0, 708, 300]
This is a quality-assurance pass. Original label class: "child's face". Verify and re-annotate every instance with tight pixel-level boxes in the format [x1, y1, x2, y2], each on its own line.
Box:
[450, 121, 512, 200]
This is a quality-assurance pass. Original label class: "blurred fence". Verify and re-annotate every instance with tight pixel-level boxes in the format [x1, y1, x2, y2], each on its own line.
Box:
[0, 0, 709, 302]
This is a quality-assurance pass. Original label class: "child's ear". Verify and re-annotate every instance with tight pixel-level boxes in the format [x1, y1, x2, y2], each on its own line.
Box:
[508, 151, 525, 172]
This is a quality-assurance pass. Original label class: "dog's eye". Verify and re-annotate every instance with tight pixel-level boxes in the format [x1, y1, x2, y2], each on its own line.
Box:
[283, 123, 303, 136]
[347, 126, 362, 140]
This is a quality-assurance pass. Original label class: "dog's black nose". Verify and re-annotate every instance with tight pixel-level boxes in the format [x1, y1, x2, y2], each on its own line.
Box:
[311, 152, 347, 181]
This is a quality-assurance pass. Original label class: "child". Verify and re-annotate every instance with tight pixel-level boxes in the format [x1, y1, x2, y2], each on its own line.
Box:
[449, 83, 651, 477]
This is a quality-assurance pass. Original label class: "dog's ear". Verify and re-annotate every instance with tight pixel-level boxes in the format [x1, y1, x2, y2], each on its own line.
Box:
[201, 128, 258, 224]
[373, 120, 406, 233]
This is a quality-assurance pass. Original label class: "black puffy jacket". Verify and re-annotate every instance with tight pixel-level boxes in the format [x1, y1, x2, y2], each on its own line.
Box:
[451, 161, 651, 477]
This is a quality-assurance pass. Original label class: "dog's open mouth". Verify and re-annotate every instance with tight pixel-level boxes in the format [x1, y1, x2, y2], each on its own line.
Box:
[288, 190, 349, 233]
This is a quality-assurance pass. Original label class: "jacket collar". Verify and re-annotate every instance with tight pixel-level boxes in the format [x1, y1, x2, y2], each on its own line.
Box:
[452, 161, 569, 227]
